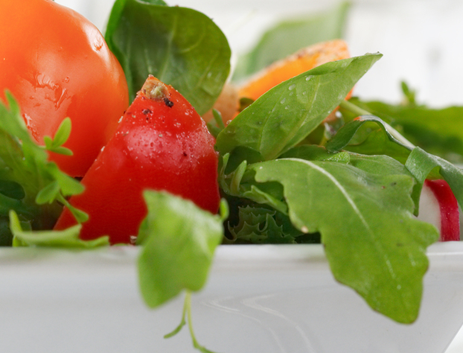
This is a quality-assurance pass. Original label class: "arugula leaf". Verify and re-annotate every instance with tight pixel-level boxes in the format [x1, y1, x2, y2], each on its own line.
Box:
[345, 129, 413, 165]
[326, 115, 411, 153]
[0, 93, 85, 243]
[348, 153, 414, 178]
[216, 54, 382, 162]
[280, 145, 350, 163]
[248, 158, 438, 323]
[10, 210, 109, 248]
[336, 100, 414, 164]
[405, 147, 463, 208]
[105, 0, 231, 115]
[137, 191, 223, 308]
[233, 2, 350, 81]
[349, 97, 463, 163]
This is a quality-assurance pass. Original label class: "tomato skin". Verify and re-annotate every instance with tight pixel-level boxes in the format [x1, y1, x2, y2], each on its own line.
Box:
[54, 76, 220, 244]
[0, 0, 128, 176]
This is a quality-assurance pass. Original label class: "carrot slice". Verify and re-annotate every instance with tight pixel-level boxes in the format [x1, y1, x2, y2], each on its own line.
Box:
[239, 39, 351, 101]
[204, 40, 351, 125]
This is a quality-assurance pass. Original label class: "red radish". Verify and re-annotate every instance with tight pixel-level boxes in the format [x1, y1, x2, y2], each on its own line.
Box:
[419, 179, 460, 241]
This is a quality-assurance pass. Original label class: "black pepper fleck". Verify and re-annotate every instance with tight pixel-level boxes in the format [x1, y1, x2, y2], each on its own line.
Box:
[164, 97, 174, 108]
[142, 109, 152, 115]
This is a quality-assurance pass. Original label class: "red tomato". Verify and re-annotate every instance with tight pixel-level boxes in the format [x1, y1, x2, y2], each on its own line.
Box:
[54, 76, 221, 244]
[0, 0, 128, 177]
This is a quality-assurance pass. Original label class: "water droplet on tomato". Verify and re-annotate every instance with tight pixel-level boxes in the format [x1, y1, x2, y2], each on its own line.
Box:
[23, 114, 38, 140]
[24, 114, 32, 127]
[54, 88, 67, 109]
[93, 36, 104, 52]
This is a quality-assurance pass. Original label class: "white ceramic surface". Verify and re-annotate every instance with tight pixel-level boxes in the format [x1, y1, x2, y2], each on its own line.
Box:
[0, 243, 462, 353]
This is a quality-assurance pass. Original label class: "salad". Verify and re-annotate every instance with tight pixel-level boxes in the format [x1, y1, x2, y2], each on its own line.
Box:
[1, 0, 463, 351]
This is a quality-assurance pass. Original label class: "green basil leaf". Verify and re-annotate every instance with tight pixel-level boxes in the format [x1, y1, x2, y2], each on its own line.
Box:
[216, 53, 382, 162]
[249, 158, 438, 323]
[137, 191, 223, 308]
[105, 0, 231, 115]
[233, 2, 350, 81]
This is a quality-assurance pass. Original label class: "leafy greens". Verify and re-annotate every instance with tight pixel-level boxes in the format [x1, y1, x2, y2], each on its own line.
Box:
[216, 53, 382, 163]
[105, 0, 231, 115]
[3, 1, 463, 351]
[0, 93, 85, 245]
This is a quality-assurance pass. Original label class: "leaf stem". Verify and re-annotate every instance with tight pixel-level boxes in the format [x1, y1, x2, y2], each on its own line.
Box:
[163, 294, 187, 339]
[164, 291, 219, 353]
[186, 291, 218, 353]
[339, 100, 415, 150]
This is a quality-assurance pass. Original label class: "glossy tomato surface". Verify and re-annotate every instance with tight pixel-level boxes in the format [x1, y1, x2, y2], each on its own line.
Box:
[0, 0, 128, 176]
[55, 76, 220, 244]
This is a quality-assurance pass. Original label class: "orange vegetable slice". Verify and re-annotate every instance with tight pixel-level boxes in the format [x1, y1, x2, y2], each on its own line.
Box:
[239, 39, 351, 122]
[204, 40, 351, 126]
[239, 39, 351, 100]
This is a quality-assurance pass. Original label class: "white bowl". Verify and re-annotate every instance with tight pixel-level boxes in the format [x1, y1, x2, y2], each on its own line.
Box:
[0, 243, 462, 353]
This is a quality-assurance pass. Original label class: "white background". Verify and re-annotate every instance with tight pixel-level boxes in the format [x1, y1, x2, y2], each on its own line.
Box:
[59, 0, 463, 108]
[55, 1, 463, 351]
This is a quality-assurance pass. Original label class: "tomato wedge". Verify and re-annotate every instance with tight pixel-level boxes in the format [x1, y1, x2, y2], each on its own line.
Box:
[55, 76, 220, 244]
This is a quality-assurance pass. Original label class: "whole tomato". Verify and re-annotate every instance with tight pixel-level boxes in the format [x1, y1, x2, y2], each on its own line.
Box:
[55, 76, 220, 244]
[0, 0, 128, 177]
